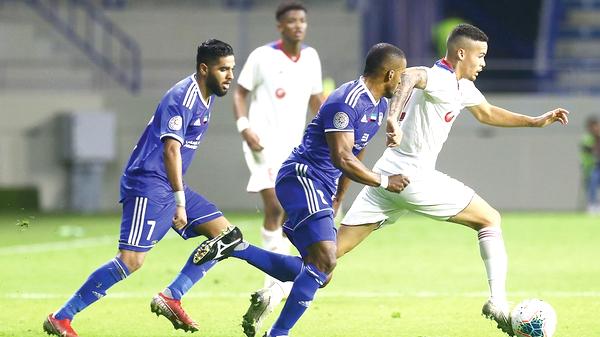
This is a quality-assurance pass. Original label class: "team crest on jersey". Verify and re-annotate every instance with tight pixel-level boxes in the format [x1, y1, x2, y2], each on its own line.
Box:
[333, 112, 350, 129]
[168, 116, 183, 131]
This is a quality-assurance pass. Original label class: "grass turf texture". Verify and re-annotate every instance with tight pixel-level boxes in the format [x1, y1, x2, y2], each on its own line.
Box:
[0, 212, 598, 337]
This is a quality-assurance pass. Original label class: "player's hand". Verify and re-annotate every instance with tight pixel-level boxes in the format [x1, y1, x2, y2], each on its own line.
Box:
[386, 174, 410, 193]
[386, 118, 403, 147]
[241, 128, 264, 151]
[534, 108, 570, 127]
[172, 206, 188, 230]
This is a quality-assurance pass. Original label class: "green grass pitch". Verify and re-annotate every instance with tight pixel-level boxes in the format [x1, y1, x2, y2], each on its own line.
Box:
[0, 212, 598, 337]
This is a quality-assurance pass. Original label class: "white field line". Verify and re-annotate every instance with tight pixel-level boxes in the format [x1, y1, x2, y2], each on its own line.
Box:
[0, 232, 179, 256]
[0, 236, 116, 255]
[3, 290, 600, 300]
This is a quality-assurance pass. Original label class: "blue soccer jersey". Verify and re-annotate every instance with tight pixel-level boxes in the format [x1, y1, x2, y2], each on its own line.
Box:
[120, 74, 213, 202]
[283, 77, 388, 195]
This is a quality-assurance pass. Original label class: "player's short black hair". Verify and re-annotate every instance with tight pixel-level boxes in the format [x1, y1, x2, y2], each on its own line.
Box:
[276, 0, 306, 21]
[363, 43, 406, 76]
[447, 23, 489, 45]
[196, 39, 234, 70]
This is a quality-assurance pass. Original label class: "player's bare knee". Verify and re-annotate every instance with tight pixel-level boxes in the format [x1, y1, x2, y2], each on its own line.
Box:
[118, 252, 145, 272]
[479, 208, 502, 230]
[315, 252, 337, 274]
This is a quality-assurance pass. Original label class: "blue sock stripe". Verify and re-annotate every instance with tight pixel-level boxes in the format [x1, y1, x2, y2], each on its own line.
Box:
[112, 257, 130, 280]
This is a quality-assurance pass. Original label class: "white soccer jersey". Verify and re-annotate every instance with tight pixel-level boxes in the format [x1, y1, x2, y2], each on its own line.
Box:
[377, 59, 485, 173]
[237, 40, 323, 155]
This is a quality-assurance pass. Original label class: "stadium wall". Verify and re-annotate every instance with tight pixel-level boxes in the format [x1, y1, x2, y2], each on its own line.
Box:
[0, 3, 590, 212]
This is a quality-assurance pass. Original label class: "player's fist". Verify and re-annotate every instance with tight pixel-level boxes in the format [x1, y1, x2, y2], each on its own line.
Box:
[386, 118, 403, 147]
[386, 174, 410, 193]
[241, 128, 264, 151]
[172, 206, 188, 230]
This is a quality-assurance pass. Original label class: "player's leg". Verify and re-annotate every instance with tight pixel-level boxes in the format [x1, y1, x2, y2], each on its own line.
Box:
[336, 223, 379, 258]
[267, 214, 336, 337]
[448, 194, 513, 336]
[45, 196, 171, 337]
[337, 182, 402, 258]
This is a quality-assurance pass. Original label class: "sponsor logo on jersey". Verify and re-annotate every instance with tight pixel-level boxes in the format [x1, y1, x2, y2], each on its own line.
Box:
[361, 114, 368, 123]
[333, 112, 350, 129]
[168, 116, 183, 130]
[193, 118, 202, 126]
[444, 111, 455, 123]
[275, 88, 286, 99]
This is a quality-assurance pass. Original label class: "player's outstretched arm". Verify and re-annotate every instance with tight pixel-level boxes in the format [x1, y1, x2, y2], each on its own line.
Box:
[468, 101, 570, 128]
[325, 132, 409, 193]
[164, 138, 187, 229]
[386, 67, 427, 147]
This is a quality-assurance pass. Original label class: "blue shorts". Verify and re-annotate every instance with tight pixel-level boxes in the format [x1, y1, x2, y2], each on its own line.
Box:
[275, 163, 337, 257]
[118, 186, 223, 252]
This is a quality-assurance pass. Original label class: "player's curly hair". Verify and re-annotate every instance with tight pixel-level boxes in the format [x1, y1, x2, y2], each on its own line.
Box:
[196, 39, 234, 70]
[447, 23, 488, 44]
[276, 0, 306, 21]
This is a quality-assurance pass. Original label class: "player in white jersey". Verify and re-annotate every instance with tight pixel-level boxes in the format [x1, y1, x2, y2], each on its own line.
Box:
[334, 24, 569, 337]
[234, 0, 323, 330]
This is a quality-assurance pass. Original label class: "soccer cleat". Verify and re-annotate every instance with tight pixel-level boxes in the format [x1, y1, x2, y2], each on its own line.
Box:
[43, 314, 79, 337]
[482, 298, 515, 336]
[242, 288, 275, 337]
[150, 292, 199, 333]
[193, 226, 243, 265]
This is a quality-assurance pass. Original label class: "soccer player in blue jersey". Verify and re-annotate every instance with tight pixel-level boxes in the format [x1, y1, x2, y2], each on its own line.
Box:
[42, 39, 240, 337]
[260, 43, 410, 337]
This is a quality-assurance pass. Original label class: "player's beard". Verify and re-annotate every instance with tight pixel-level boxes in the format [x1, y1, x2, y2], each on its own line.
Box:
[206, 74, 228, 97]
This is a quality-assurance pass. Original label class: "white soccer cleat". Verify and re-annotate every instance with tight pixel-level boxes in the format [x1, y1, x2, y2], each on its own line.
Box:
[242, 288, 276, 337]
[482, 298, 515, 336]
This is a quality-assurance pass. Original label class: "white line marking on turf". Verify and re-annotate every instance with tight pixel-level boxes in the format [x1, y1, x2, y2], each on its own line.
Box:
[4, 291, 600, 300]
[0, 232, 180, 256]
[0, 236, 115, 255]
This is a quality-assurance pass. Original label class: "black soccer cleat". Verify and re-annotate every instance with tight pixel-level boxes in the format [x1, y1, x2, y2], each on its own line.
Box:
[193, 226, 243, 265]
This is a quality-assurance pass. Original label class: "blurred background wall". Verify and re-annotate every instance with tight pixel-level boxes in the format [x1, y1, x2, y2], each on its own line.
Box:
[0, 0, 598, 212]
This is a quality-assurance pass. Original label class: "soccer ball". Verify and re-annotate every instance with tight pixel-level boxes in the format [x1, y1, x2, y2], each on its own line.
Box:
[510, 299, 557, 337]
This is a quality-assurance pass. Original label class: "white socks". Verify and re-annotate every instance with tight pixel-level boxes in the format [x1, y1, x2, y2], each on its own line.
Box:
[262, 227, 293, 300]
[478, 227, 508, 302]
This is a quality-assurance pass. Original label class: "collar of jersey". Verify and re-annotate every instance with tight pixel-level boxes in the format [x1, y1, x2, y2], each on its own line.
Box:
[190, 73, 211, 109]
[358, 76, 379, 105]
[434, 58, 455, 73]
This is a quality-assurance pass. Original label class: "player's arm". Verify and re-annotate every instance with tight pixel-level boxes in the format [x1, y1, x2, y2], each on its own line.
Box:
[386, 67, 428, 146]
[326, 132, 409, 193]
[163, 138, 187, 229]
[332, 149, 365, 215]
[308, 93, 324, 118]
[467, 101, 569, 127]
[233, 85, 263, 151]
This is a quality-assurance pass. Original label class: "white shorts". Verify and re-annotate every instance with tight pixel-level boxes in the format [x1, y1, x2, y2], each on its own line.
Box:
[243, 142, 291, 193]
[342, 168, 475, 226]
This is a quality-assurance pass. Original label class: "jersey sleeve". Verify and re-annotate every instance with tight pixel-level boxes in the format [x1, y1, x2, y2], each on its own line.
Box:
[309, 49, 323, 95]
[237, 48, 261, 91]
[320, 102, 358, 133]
[459, 80, 486, 108]
[157, 91, 190, 145]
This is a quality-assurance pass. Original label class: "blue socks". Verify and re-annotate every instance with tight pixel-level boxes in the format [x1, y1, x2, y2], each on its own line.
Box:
[231, 241, 302, 282]
[165, 249, 217, 300]
[54, 257, 130, 320]
[269, 263, 328, 337]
